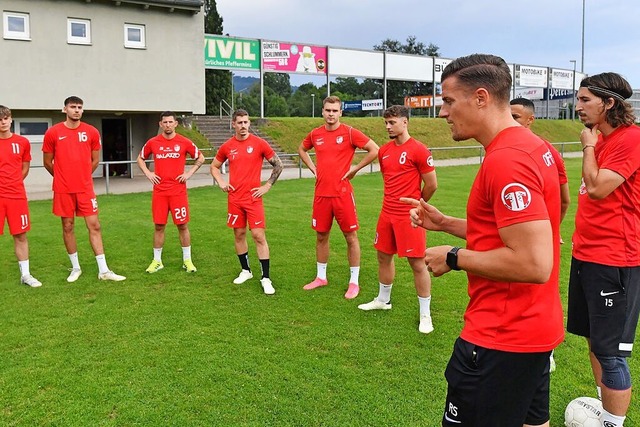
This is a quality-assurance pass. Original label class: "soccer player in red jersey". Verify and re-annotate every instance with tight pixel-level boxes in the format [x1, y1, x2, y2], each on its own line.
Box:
[567, 72, 640, 427]
[210, 109, 283, 295]
[42, 96, 126, 283]
[0, 105, 41, 287]
[358, 105, 437, 334]
[298, 96, 379, 299]
[137, 111, 205, 274]
[406, 54, 563, 427]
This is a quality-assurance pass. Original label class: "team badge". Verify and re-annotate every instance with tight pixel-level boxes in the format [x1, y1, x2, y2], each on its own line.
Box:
[579, 178, 587, 195]
[247, 146, 254, 154]
[174, 144, 180, 152]
[500, 182, 531, 212]
[427, 156, 434, 167]
[336, 136, 344, 144]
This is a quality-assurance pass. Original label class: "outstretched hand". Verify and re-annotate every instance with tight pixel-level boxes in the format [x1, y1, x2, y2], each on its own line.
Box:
[400, 197, 446, 231]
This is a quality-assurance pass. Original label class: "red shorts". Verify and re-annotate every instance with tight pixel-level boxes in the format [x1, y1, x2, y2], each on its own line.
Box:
[53, 191, 98, 217]
[0, 197, 30, 235]
[312, 193, 359, 233]
[227, 196, 265, 229]
[374, 212, 426, 258]
[152, 193, 190, 225]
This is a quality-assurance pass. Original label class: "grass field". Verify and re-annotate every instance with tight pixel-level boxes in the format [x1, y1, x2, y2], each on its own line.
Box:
[1, 158, 638, 426]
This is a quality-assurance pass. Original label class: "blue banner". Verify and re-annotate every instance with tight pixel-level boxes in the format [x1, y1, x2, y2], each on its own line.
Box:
[545, 88, 575, 100]
[342, 100, 362, 111]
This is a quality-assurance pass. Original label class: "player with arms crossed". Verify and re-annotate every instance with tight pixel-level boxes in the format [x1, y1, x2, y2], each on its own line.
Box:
[406, 54, 563, 426]
[137, 111, 205, 274]
[42, 96, 125, 283]
[210, 109, 283, 295]
[568, 72, 640, 427]
[0, 105, 42, 287]
[358, 105, 437, 333]
[298, 96, 379, 299]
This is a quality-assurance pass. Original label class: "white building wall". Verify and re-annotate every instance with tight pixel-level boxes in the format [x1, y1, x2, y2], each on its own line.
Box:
[1, 0, 205, 114]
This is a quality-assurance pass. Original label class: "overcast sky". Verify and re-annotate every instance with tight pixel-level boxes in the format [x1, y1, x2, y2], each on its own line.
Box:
[217, 0, 640, 89]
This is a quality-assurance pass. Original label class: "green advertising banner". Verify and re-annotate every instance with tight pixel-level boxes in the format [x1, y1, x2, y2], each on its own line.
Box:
[204, 34, 260, 71]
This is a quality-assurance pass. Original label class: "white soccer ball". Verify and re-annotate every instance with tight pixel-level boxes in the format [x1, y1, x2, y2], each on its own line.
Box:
[564, 396, 603, 427]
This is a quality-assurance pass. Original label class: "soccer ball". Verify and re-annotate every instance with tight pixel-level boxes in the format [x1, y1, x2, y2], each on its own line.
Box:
[564, 396, 603, 427]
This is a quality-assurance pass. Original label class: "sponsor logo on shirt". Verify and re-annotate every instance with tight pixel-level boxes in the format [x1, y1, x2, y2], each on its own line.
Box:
[579, 178, 587, 195]
[542, 149, 555, 167]
[500, 182, 531, 212]
[156, 153, 181, 159]
[382, 155, 390, 160]
[336, 136, 344, 144]
[58, 136, 67, 140]
[315, 138, 324, 146]
[247, 146, 254, 154]
[230, 149, 238, 160]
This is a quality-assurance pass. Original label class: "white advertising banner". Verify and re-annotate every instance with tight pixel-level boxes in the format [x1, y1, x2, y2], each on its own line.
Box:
[434, 58, 453, 83]
[550, 68, 574, 89]
[514, 87, 545, 100]
[362, 99, 384, 111]
[328, 48, 384, 79]
[516, 65, 548, 88]
[386, 52, 433, 82]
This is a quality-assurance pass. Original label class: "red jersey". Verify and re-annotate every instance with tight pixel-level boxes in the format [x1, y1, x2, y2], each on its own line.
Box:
[42, 121, 101, 193]
[573, 125, 640, 267]
[379, 137, 434, 217]
[544, 140, 568, 185]
[0, 133, 31, 199]
[462, 126, 564, 353]
[302, 124, 371, 197]
[140, 134, 199, 196]
[215, 134, 275, 198]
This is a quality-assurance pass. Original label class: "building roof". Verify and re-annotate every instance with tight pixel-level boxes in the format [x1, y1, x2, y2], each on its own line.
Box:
[105, 0, 203, 12]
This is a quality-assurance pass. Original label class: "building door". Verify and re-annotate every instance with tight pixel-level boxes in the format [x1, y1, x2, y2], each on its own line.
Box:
[102, 118, 130, 177]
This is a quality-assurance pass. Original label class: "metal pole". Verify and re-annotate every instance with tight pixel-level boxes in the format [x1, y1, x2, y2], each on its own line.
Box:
[581, 0, 585, 73]
[311, 94, 315, 118]
[570, 60, 576, 120]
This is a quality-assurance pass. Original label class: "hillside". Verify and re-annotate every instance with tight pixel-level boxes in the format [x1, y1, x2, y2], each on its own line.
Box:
[257, 117, 585, 158]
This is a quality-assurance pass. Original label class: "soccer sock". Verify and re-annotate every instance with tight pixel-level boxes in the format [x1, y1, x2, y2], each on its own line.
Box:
[95, 254, 109, 274]
[601, 408, 626, 427]
[153, 248, 163, 262]
[69, 252, 81, 270]
[238, 252, 251, 272]
[18, 260, 30, 276]
[597, 386, 602, 400]
[259, 259, 270, 279]
[182, 246, 191, 261]
[349, 266, 360, 285]
[316, 262, 327, 280]
[377, 283, 392, 304]
[418, 295, 432, 317]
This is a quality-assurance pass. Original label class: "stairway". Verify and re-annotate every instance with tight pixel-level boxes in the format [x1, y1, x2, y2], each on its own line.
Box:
[191, 116, 297, 168]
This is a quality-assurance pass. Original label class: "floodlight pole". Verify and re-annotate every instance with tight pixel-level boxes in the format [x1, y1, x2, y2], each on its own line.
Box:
[570, 60, 577, 121]
[581, 0, 585, 72]
[311, 94, 315, 118]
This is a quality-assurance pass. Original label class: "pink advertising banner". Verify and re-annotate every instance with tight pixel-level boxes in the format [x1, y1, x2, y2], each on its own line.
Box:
[261, 41, 327, 74]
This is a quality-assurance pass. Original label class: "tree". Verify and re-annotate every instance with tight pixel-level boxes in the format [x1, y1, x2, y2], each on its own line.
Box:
[203, 0, 232, 115]
[264, 73, 292, 100]
[370, 36, 440, 111]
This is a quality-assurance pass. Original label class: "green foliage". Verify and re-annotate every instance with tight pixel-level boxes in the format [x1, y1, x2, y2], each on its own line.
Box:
[2, 159, 638, 426]
[203, 0, 231, 114]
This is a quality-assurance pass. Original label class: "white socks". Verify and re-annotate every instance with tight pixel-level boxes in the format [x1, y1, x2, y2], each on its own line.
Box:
[18, 260, 30, 276]
[69, 252, 80, 270]
[182, 246, 191, 261]
[601, 408, 626, 426]
[95, 254, 109, 274]
[153, 248, 163, 262]
[316, 262, 327, 280]
[377, 283, 392, 303]
[418, 295, 432, 317]
[349, 266, 360, 285]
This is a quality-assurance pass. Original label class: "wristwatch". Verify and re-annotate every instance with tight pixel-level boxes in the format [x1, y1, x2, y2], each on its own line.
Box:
[446, 247, 462, 271]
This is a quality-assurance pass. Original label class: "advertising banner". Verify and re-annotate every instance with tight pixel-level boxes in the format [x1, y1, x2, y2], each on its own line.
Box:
[544, 88, 575, 100]
[515, 65, 548, 88]
[362, 99, 383, 111]
[514, 87, 545, 100]
[204, 35, 260, 70]
[434, 58, 453, 83]
[262, 41, 327, 74]
[550, 69, 574, 90]
[404, 95, 443, 108]
[342, 101, 362, 112]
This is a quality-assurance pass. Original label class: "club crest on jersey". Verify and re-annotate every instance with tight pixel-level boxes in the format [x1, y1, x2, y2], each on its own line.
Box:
[247, 146, 254, 154]
[427, 156, 434, 167]
[336, 136, 344, 144]
[500, 182, 531, 212]
[174, 144, 180, 152]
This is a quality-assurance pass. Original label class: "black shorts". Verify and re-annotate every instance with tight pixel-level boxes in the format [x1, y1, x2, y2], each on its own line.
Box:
[442, 337, 551, 427]
[567, 257, 640, 357]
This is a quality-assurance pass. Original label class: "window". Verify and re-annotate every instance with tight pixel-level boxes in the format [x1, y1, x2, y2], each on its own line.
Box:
[3, 11, 30, 40]
[124, 23, 145, 49]
[67, 18, 91, 45]
[14, 118, 51, 166]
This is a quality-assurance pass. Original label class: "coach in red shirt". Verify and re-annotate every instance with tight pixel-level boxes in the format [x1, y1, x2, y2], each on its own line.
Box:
[568, 72, 640, 427]
[406, 54, 563, 427]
